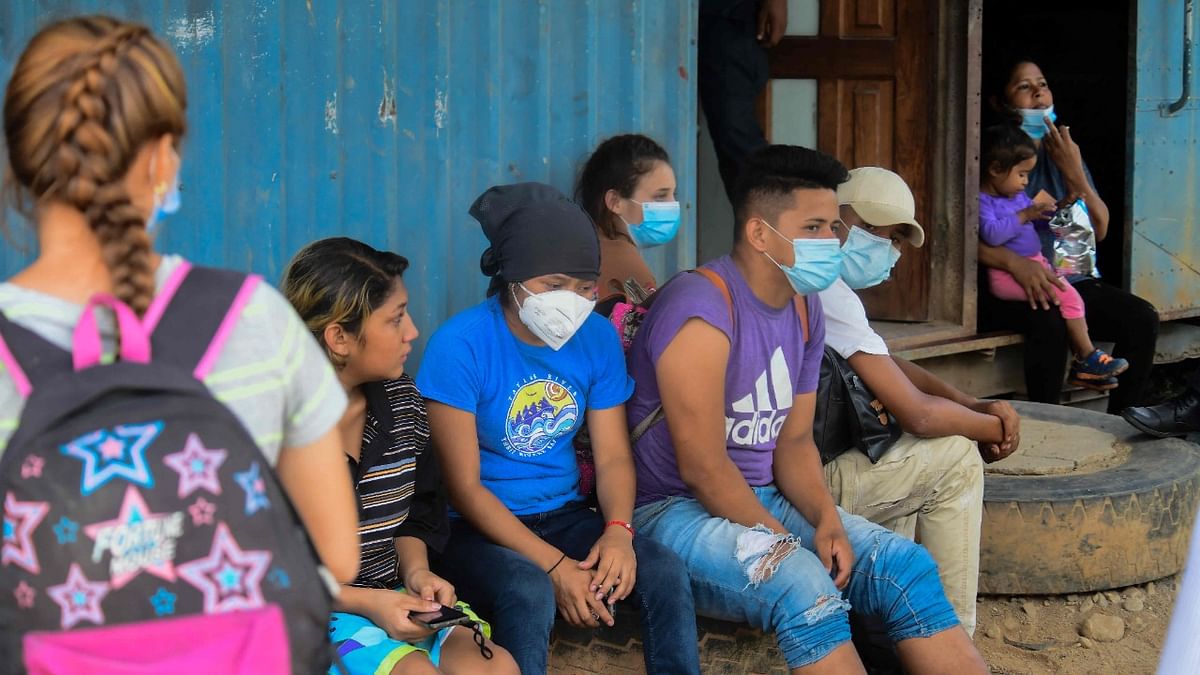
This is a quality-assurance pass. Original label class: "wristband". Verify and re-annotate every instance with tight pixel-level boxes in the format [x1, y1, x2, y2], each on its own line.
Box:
[606, 520, 635, 537]
[546, 552, 567, 575]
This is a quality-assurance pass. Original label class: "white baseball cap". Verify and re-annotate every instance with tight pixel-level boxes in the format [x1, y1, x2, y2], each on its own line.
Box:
[837, 167, 925, 248]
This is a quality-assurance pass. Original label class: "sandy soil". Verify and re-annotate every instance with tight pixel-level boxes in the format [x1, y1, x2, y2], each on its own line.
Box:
[974, 577, 1176, 674]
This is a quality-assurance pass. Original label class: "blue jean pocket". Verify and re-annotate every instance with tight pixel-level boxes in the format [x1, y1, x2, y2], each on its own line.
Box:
[633, 496, 684, 530]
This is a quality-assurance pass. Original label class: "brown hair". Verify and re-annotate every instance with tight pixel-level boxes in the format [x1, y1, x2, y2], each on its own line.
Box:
[574, 134, 670, 243]
[282, 237, 409, 368]
[3, 15, 187, 314]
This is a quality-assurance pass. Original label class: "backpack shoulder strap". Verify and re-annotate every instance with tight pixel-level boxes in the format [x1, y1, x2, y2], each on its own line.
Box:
[0, 312, 72, 399]
[149, 262, 262, 379]
[793, 295, 811, 344]
[690, 266, 809, 342]
[691, 267, 734, 325]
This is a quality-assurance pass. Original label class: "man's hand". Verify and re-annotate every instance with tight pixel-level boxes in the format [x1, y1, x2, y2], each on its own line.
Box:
[757, 0, 788, 47]
[969, 400, 1021, 462]
[812, 515, 854, 589]
[1009, 255, 1066, 310]
[582, 527, 637, 606]
[361, 588, 441, 642]
[549, 556, 615, 628]
[404, 568, 457, 608]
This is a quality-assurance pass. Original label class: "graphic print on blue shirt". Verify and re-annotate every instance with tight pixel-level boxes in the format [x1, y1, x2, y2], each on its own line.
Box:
[504, 375, 580, 457]
[417, 296, 634, 517]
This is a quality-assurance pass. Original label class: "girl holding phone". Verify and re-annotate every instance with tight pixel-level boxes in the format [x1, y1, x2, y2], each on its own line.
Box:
[284, 238, 516, 675]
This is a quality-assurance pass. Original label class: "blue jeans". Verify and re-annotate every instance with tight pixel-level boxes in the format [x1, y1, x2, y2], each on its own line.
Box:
[634, 486, 959, 668]
[435, 503, 700, 675]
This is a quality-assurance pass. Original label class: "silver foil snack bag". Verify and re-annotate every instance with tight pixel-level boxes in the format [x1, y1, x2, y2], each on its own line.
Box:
[1048, 199, 1100, 278]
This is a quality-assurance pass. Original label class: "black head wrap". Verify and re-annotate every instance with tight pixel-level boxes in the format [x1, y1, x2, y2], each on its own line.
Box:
[471, 182, 601, 297]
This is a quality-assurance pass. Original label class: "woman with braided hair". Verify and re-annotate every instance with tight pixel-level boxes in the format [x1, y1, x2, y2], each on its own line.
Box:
[1, 13, 359, 584]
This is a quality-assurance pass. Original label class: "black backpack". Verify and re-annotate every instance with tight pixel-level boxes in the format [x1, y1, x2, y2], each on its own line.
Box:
[0, 263, 333, 674]
[812, 346, 902, 465]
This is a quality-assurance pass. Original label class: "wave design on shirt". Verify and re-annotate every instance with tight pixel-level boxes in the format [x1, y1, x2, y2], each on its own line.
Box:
[503, 378, 579, 457]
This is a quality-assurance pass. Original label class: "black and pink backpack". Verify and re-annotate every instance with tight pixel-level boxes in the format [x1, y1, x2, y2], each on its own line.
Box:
[0, 262, 334, 674]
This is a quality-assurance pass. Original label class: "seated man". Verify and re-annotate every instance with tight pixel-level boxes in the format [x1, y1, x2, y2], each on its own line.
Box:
[819, 167, 1021, 637]
[626, 144, 986, 674]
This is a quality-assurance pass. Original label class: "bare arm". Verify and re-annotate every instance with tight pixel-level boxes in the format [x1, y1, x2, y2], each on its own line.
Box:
[657, 318, 786, 533]
[333, 584, 439, 642]
[426, 401, 614, 627]
[892, 355, 979, 407]
[588, 406, 636, 526]
[977, 241, 1067, 311]
[848, 352, 1003, 443]
[425, 402, 563, 570]
[771, 393, 841, 525]
[1043, 123, 1109, 240]
[581, 405, 638, 603]
[772, 392, 853, 588]
[276, 426, 360, 583]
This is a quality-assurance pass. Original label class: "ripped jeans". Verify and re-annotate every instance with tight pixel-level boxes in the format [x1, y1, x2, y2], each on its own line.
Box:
[633, 486, 960, 668]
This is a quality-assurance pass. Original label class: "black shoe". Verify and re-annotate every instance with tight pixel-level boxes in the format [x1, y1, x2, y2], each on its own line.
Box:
[1122, 389, 1200, 438]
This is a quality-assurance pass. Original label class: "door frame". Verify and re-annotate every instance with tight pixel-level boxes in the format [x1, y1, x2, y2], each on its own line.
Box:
[760, 0, 982, 347]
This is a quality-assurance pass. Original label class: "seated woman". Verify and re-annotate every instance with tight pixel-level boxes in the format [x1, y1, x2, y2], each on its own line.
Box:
[283, 238, 516, 675]
[416, 183, 701, 675]
[976, 56, 1160, 415]
[575, 133, 680, 301]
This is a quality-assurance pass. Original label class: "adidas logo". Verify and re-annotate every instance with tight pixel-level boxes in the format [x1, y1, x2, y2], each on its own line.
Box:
[725, 347, 793, 446]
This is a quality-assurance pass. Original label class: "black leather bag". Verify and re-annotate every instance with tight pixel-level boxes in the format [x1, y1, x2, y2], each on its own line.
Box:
[813, 346, 902, 465]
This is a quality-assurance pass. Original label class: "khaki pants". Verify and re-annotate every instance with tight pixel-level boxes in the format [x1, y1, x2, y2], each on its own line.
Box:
[823, 433, 983, 636]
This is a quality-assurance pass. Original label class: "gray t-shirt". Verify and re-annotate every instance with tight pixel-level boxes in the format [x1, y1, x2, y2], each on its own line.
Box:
[0, 255, 347, 464]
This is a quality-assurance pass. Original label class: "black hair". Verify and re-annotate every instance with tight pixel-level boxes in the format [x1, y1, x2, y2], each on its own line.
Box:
[980, 123, 1038, 177]
[574, 134, 671, 243]
[730, 144, 848, 239]
[982, 52, 1042, 126]
[282, 237, 409, 364]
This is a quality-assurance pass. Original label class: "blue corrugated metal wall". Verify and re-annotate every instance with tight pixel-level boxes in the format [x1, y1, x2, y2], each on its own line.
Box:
[1130, 0, 1200, 319]
[0, 1, 698, 364]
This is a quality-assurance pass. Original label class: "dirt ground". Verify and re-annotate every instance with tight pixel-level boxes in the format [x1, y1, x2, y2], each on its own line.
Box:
[974, 576, 1176, 674]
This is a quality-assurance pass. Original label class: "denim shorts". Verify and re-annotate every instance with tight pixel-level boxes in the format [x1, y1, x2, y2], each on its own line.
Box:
[634, 486, 960, 668]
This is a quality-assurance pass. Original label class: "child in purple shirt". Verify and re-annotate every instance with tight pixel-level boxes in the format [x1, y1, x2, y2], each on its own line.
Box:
[979, 124, 1128, 389]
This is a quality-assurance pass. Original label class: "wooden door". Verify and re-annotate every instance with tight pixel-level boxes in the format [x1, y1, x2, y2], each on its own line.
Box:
[767, 0, 936, 321]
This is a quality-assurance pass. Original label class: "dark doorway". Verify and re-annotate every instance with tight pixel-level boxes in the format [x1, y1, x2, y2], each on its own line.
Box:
[982, 0, 1133, 283]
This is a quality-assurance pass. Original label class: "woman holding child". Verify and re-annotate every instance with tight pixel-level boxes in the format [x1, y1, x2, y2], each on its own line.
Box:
[977, 57, 1159, 414]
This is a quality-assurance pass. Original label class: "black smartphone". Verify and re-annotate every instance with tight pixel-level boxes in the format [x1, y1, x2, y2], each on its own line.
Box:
[410, 605, 472, 631]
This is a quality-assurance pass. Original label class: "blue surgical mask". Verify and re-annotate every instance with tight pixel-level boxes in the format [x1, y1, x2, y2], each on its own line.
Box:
[146, 155, 181, 235]
[623, 200, 681, 248]
[840, 226, 902, 289]
[1017, 105, 1056, 141]
[761, 220, 843, 294]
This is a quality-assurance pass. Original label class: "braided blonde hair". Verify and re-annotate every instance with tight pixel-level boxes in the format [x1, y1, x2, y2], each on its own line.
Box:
[3, 16, 187, 315]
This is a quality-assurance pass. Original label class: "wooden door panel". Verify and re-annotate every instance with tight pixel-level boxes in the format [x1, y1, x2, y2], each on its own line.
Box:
[819, 80, 895, 168]
[771, 0, 932, 321]
[824, 0, 895, 37]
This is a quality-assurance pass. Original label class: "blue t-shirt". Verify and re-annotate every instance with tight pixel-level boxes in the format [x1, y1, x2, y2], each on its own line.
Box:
[416, 296, 634, 516]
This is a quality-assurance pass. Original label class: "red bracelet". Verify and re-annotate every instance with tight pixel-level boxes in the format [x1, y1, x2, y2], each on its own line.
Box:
[606, 520, 635, 537]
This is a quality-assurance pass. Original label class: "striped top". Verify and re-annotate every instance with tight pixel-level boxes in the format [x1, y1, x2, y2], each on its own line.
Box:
[0, 255, 347, 464]
[350, 375, 448, 589]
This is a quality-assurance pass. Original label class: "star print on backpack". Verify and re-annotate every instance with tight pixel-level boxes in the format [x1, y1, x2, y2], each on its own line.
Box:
[0, 262, 335, 674]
